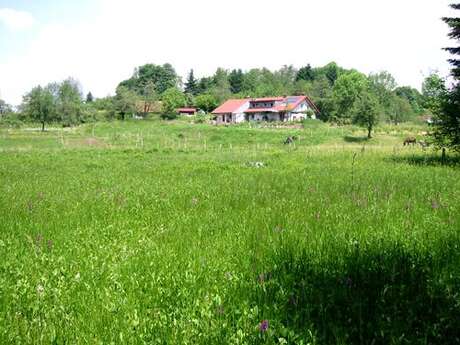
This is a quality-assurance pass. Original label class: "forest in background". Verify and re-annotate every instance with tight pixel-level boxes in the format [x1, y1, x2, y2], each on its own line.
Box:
[0, 61, 447, 132]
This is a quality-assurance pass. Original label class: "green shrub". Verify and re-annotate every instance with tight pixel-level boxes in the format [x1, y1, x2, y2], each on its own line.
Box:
[0, 113, 23, 128]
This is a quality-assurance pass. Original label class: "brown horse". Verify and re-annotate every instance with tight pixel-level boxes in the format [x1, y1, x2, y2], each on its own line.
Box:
[403, 137, 417, 146]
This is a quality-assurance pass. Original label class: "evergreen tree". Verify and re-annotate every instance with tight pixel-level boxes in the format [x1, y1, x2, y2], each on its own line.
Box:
[196, 77, 213, 94]
[86, 92, 94, 103]
[184, 69, 198, 95]
[444, 4, 460, 78]
[431, 3, 460, 152]
[296, 64, 315, 82]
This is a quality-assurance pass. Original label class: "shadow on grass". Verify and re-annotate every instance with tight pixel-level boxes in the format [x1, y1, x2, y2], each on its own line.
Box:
[252, 239, 460, 344]
[389, 154, 460, 167]
[343, 135, 370, 143]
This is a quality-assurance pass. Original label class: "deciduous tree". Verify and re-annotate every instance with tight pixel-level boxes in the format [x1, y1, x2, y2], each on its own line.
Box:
[353, 91, 381, 139]
[119, 63, 179, 95]
[114, 86, 138, 120]
[228, 69, 244, 94]
[422, 72, 447, 114]
[141, 81, 158, 117]
[0, 99, 11, 117]
[331, 71, 368, 122]
[161, 87, 186, 118]
[210, 68, 231, 102]
[194, 94, 219, 113]
[395, 86, 424, 114]
[57, 78, 83, 126]
[22, 85, 56, 131]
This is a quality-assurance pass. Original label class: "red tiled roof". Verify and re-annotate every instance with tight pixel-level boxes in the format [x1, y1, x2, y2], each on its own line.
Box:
[288, 96, 306, 109]
[177, 108, 196, 112]
[273, 105, 290, 112]
[212, 99, 248, 114]
[252, 97, 285, 102]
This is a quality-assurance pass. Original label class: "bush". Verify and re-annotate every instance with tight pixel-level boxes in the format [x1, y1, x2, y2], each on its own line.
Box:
[194, 113, 210, 124]
[0, 113, 23, 128]
[160, 112, 178, 120]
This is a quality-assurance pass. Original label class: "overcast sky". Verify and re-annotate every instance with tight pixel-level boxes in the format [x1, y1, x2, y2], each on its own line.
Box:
[0, 0, 456, 105]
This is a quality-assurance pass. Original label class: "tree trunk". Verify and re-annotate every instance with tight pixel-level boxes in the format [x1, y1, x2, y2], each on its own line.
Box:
[41, 121, 45, 132]
[367, 126, 372, 139]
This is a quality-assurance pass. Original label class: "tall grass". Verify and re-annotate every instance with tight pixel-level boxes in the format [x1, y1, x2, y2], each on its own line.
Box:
[0, 120, 459, 344]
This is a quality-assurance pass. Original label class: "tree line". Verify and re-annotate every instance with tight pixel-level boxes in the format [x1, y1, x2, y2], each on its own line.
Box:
[0, 61, 447, 135]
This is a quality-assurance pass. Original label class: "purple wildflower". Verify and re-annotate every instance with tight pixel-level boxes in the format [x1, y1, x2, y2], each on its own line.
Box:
[259, 319, 269, 333]
[215, 305, 225, 315]
[431, 199, 440, 209]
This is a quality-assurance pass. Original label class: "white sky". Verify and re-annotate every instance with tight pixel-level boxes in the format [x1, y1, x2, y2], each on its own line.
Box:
[0, 0, 456, 105]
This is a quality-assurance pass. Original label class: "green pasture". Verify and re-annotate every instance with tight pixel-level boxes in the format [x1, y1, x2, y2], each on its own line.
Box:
[0, 119, 459, 344]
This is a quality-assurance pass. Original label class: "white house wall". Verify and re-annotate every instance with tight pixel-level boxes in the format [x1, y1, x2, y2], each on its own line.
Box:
[292, 101, 317, 119]
[233, 101, 250, 123]
[234, 113, 246, 123]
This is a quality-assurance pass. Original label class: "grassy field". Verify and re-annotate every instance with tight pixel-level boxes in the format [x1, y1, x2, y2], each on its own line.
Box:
[0, 119, 459, 344]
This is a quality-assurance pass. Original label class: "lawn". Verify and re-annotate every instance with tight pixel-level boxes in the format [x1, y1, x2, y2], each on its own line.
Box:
[0, 119, 459, 344]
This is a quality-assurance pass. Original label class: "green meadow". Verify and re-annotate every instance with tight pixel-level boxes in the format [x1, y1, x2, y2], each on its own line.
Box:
[0, 119, 459, 344]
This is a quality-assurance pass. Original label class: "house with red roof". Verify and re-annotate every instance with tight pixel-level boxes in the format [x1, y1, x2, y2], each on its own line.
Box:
[212, 96, 319, 123]
[211, 99, 250, 123]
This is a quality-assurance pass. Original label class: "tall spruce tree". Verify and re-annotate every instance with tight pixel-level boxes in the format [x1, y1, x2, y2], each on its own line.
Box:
[444, 4, 460, 78]
[296, 64, 315, 82]
[431, 3, 460, 152]
[184, 69, 198, 95]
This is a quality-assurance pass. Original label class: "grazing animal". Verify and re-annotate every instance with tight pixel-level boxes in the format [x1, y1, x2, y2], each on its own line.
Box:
[284, 136, 298, 145]
[403, 137, 417, 146]
[284, 136, 294, 144]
